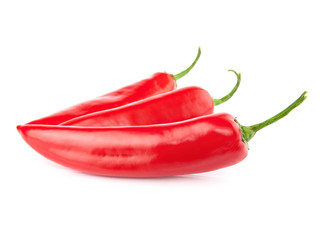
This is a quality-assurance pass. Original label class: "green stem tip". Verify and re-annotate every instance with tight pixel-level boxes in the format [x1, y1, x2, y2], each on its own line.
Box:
[237, 91, 307, 146]
[172, 47, 201, 81]
[213, 69, 241, 106]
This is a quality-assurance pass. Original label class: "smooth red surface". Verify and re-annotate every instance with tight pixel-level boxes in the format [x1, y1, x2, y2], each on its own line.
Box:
[61, 86, 214, 127]
[17, 113, 248, 178]
[27, 73, 176, 125]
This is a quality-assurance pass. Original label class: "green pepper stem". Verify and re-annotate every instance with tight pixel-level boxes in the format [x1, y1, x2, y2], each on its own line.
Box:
[173, 47, 201, 81]
[213, 70, 241, 106]
[238, 91, 307, 145]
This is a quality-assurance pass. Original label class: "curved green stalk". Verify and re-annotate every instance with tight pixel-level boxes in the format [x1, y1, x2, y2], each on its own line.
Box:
[173, 47, 201, 80]
[237, 91, 307, 147]
[213, 70, 241, 106]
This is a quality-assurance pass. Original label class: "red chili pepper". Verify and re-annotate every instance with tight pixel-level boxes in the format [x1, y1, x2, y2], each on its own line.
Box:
[17, 92, 306, 177]
[27, 48, 201, 125]
[60, 70, 241, 127]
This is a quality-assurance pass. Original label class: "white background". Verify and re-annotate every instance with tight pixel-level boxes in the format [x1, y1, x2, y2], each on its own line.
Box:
[1, 1, 319, 239]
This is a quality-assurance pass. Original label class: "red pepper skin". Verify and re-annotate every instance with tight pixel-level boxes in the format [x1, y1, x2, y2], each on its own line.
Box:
[60, 86, 213, 127]
[27, 73, 176, 125]
[60, 70, 242, 127]
[17, 113, 247, 177]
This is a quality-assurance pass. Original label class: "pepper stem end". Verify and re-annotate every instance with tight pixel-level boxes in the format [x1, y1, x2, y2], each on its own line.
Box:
[172, 47, 201, 81]
[237, 91, 307, 145]
[213, 69, 241, 106]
